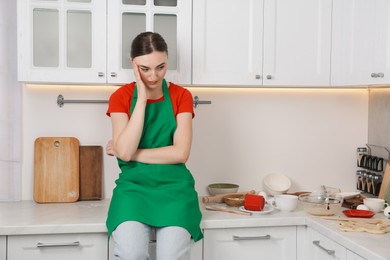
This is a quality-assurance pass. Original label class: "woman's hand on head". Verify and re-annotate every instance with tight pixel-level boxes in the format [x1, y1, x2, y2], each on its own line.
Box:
[132, 60, 147, 102]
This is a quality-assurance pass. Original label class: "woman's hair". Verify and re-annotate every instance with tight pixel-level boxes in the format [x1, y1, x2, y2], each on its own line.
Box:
[130, 32, 168, 59]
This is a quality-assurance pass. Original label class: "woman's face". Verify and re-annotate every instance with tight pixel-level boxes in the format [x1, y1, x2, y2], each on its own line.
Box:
[133, 51, 168, 89]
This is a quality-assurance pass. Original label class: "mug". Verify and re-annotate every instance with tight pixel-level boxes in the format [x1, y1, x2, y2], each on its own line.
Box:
[244, 194, 265, 211]
[271, 194, 298, 212]
[363, 198, 385, 213]
[383, 203, 390, 217]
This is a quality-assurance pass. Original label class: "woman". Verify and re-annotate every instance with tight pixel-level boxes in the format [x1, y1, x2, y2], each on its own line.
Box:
[106, 32, 203, 260]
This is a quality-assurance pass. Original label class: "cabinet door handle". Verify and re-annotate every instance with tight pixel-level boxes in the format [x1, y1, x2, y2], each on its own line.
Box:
[233, 234, 271, 240]
[377, 72, 384, 78]
[36, 241, 80, 248]
[371, 73, 378, 78]
[110, 72, 117, 77]
[266, 75, 272, 80]
[98, 72, 105, 77]
[312, 240, 335, 256]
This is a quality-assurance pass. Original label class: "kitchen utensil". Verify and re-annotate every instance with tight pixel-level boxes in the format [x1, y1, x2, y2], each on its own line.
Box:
[34, 137, 80, 203]
[79, 146, 103, 201]
[298, 193, 343, 216]
[223, 194, 244, 207]
[205, 205, 251, 216]
[262, 173, 291, 195]
[271, 194, 298, 212]
[207, 183, 239, 195]
[363, 198, 385, 213]
[202, 190, 256, 204]
[342, 209, 375, 218]
[378, 162, 390, 199]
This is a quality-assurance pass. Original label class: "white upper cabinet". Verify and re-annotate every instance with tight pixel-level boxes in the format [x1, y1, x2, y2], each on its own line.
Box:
[331, 0, 390, 86]
[17, 0, 107, 84]
[107, 0, 191, 84]
[263, 0, 332, 86]
[192, 0, 264, 85]
[192, 0, 332, 87]
[17, 0, 192, 85]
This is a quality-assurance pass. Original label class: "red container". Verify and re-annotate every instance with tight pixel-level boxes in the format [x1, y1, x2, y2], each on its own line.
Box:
[244, 194, 265, 211]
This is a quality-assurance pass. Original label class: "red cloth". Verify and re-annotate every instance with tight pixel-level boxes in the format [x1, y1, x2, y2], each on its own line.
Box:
[106, 82, 194, 118]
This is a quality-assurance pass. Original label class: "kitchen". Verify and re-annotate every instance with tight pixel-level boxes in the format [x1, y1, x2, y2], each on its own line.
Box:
[1, 0, 390, 259]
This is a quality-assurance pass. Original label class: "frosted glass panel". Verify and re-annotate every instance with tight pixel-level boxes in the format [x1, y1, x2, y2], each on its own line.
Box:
[122, 13, 146, 69]
[123, 0, 146, 5]
[33, 9, 59, 67]
[154, 14, 177, 70]
[154, 0, 177, 7]
[67, 10, 92, 68]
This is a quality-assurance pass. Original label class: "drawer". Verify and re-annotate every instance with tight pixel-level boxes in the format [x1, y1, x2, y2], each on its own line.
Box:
[8, 233, 107, 260]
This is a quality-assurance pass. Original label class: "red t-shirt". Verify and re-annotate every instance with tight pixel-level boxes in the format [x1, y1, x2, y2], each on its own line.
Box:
[106, 82, 194, 118]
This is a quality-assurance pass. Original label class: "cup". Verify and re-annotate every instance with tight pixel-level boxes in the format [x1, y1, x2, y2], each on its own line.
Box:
[363, 198, 385, 213]
[272, 194, 298, 212]
[244, 194, 265, 211]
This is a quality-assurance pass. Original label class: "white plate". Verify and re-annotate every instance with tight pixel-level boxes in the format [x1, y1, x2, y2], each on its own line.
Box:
[335, 191, 361, 199]
[239, 204, 274, 215]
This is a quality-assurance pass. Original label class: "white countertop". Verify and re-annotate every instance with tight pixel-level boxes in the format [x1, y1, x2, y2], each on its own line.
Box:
[0, 199, 389, 260]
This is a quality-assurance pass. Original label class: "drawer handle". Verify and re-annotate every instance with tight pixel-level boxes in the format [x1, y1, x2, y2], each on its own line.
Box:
[312, 240, 335, 256]
[37, 241, 80, 248]
[233, 234, 271, 240]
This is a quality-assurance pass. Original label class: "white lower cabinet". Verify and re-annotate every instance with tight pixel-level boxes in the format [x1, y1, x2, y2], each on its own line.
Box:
[304, 227, 347, 260]
[203, 226, 297, 260]
[0, 236, 6, 260]
[7, 233, 107, 260]
[346, 250, 366, 260]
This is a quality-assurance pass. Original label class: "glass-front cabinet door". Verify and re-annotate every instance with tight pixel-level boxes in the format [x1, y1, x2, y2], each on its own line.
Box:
[107, 0, 191, 84]
[17, 0, 107, 84]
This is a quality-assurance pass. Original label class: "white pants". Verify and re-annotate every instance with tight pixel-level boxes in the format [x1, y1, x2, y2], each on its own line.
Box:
[112, 221, 192, 260]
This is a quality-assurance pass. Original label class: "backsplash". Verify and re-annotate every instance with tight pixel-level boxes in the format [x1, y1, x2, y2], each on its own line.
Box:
[22, 86, 368, 199]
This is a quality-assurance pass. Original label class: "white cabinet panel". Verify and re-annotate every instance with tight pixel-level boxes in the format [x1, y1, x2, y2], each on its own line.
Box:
[347, 249, 366, 260]
[263, 0, 332, 86]
[331, 0, 390, 86]
[0, 236, 6, 260]
[192, 0, 264, 86]
[8, 233, 107, 260]
[203, 226, 297, 260]
[304, 227, 347, 260]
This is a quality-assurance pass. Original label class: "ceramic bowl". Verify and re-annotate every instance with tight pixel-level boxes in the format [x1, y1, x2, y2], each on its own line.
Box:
[263, 173, 291, 195]
[223, 194, 245, 207]
[207, 183, 239, 195]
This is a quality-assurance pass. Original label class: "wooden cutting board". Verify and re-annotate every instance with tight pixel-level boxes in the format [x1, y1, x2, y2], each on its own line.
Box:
[34, 137, 80, 203]
[378, 162, 390, 199]
[79, 146, 103, 201]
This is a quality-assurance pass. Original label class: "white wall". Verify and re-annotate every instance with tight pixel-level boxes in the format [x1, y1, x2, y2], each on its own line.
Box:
[22, 85, 368, 200]
[0, 0, 21, 201]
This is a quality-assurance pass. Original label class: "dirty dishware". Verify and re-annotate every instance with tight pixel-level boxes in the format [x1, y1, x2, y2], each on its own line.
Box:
[363, 198, 385, 213]
[271, 194, 298, 212]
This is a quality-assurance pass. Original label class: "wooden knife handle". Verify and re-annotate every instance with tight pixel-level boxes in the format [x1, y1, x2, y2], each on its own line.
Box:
[202, 190, 256, 204]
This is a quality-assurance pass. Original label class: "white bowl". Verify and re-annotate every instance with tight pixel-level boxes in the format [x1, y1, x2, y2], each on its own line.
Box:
[263, 173, 291, 195]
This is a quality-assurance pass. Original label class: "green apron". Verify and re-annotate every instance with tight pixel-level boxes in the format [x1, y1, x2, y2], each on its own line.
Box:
[106, 80, 203, 242]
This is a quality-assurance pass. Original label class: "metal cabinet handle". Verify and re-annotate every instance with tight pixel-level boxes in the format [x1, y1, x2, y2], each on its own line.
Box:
[110, 72, 117, 77]
[37, 241, 80, 248]
[233, 234, 271, 240]
[255, 74, 261, 79]
[378, 72, 384, 78]
[98, 72, 105, 77]
[312, 240, 335, 256]
[266, 75, 272, 80]
[371, 73, 378, 78]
